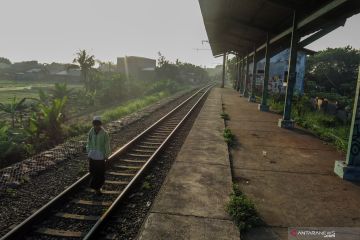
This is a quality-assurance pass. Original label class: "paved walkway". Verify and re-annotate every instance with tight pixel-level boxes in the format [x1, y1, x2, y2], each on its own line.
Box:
[138, 88, 240, 240]
[222, 87, 360, 239]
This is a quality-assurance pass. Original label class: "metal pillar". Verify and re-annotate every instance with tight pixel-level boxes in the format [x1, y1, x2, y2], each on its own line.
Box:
[236, 56, 241, 91]
[249, 47, 257, 102]
[258, 34, 270, 111]
[242, 56, 250, 97]
[221, 53, 226, 88]
[335, 66, 360, 181]
[239, 58, 244, 95]
[278, 11, 299, 128]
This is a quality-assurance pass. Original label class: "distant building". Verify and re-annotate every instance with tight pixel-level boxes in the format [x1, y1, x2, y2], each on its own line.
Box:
[117, 56, 156, 81]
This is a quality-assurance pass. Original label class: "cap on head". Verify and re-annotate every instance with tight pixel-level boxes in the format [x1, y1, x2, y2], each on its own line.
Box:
[92, 116, 102, 125]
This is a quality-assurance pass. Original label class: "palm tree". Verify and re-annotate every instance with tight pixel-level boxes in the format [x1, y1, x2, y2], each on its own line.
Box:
[28, 97, 68, 145]
[73, 50, 95, 92]
[0, 97, 28, 128]
[50, 83, 73, 99]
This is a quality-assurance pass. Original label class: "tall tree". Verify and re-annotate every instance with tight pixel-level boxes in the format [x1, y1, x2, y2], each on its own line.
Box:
[0, 57, 11, 65]
[306, 46, 360, 96]
[73, 50, 95, 92]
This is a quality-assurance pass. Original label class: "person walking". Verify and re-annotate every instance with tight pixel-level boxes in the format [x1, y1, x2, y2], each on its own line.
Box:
[86, 116, 111, 195]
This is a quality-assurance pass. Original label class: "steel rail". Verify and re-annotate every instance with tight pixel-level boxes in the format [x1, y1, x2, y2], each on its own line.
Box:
[84, 85, 212, 239]
[0, 84, 212, 240]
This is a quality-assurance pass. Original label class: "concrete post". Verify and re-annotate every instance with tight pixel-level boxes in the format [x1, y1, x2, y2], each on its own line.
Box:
[239, 58, 244, 95]
[278, 11, 299, 128]
[221, 53, 226, 88]
[242, 56, 250, 97]
[334, 66, 360, 181]
[249, 48, 257, 102]
[236, 56, 241, 92]
[258, 34, 270, 111]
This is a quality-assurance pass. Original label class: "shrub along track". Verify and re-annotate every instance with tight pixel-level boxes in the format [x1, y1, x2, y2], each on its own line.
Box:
[0, 85, 212, 239]
[0, 87, 198, 237]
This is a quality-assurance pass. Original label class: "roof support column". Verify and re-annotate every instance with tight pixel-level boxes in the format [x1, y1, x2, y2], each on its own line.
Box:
[335, 66, 360, 181]
[239, 58, 244, 95]
[241, 56, 250, 97]
[258, 34, 270, 111]
[278, 11, 299, 128]
[221, 53, 226, 88]
[249, 47, 257, 102]
[235, 56, 241, 91]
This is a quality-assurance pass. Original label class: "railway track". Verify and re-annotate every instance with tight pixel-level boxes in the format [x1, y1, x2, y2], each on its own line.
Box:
[1, 85, 213, 240]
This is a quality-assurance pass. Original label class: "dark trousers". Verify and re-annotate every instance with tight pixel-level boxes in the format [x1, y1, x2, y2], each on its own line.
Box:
[88, 158, 105, 190]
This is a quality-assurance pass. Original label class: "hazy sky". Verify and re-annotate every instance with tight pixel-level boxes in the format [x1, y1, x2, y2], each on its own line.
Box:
[0, 0, 359, 67]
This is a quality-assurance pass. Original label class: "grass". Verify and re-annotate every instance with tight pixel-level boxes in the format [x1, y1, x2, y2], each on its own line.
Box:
[102, 91, 169, 123]
[0, 80, 82, 103]
[141, 181, 152, 190]
[221, 112, 230, 121]
[293, 111, 349, 151]
[223, 128, 236, 147]
[269, 99, 284, 113]
[226, 184, 262, 233]
[66, 91, 170, 137]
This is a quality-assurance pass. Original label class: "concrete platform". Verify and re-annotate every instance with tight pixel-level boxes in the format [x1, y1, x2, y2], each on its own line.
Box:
[221, 87, 360, 240]
[138, 88, 240, 240]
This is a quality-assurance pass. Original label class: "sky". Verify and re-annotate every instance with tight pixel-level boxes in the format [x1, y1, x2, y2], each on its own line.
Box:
[0, 0, 359, 68]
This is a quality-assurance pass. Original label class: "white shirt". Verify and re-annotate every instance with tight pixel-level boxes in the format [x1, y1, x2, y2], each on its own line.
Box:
[88, 149, 105, 160]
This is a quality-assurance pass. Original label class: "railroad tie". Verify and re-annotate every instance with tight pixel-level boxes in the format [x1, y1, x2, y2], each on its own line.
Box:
[141, 141, 162, 145]
[133, 149, 154, 153]
[35, 228, 85, 238]
[72, 199, 112, 206]
[55, 212, 99, 221]
[136, 145, 158, 149]
[121, 159, 146, 163]
[85, 188, 121, 195]
[104, 180, 129, 185]
[107, 171, 134, 177]
[128, 153, 152, 158]
[113, 165, 142, 170]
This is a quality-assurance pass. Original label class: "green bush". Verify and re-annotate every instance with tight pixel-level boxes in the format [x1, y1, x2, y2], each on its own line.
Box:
[226, 184, 261, 233]
[221, 112, 230, 121]
[145, 79, 183, 95]
[223, 128, 236, 146]
[102, 92, 168, 123]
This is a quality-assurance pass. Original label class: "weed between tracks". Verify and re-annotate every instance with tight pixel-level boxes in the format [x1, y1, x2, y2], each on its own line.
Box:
[220, 112, 230, 121]
[223, 128, 236, 147]
[226, 184, 262, 233]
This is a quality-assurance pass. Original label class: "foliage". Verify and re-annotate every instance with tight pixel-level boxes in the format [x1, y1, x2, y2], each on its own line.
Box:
[27, 97, 68, 147]
[156, 52, 210, 85]
[306, 46, 360, 96]
[221, 112, 230, 121]
[0, 97, 28, 128]
[0, 123, 32, 167]
[226, 184, 262, 233]
[227, 57, 238, 87]
[293, 111, 349, 151]
[0, 57, 11, 65]
[73, 49, 96, 92]
[102, 92, 168, 123]
[223, 128, 236, 146]
[145, 79, 182, 95]
[50, 83, 73, 100]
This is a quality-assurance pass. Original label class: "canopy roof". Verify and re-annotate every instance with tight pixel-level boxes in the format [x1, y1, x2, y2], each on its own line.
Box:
[199, 0, 360, 58]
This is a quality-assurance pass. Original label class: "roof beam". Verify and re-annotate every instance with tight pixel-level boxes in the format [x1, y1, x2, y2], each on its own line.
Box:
[263, 0, 298, 9]
[249, 0, 350, 57]
[299, 20, 346, 47]
[206, 18, 269, 35]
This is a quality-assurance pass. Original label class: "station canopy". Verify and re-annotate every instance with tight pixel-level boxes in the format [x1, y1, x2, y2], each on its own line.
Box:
[199, 0, 360, 58]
